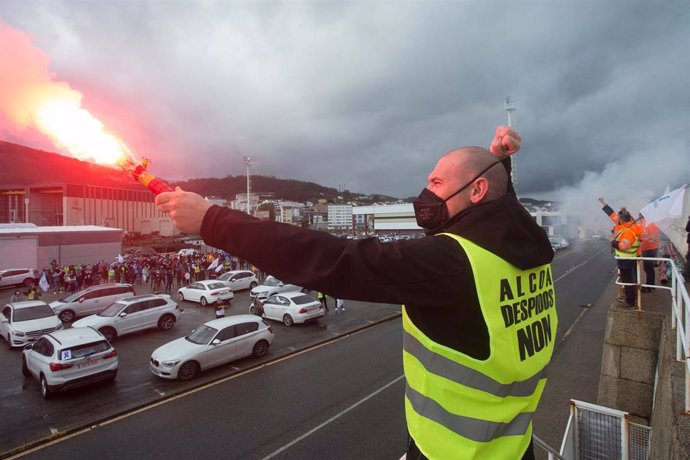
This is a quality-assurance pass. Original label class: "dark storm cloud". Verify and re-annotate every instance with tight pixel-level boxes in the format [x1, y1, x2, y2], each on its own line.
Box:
[0, 0, 688, 211]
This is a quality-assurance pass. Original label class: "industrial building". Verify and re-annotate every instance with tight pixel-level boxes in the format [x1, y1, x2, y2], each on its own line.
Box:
[0, 142, 175, 235]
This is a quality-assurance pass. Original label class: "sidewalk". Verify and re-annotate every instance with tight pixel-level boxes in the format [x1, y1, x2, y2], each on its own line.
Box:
[532, 277, 617, 453]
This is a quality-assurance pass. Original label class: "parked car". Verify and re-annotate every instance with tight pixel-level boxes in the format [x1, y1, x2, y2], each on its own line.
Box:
[0, 301, 63, 348]
[216, 270, 258, 292]
[178, 280, 234, 306]
[22, 327, 118, 398]
[251, 291, 324, 326]
[149, 314, 273, 381]
[0, 268, 38, 289]
[72, 294, 182, 342]
[249, 276, 302, 301]
[49, 283, 136, 323]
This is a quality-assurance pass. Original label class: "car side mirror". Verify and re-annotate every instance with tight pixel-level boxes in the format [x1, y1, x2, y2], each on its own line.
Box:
[78, 297, 85, 303]
[211, 339, 221, 345]
[119, 312, 127, 317]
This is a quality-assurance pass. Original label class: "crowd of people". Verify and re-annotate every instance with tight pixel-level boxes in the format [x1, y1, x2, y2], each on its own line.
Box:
[33, 251, 264, 296]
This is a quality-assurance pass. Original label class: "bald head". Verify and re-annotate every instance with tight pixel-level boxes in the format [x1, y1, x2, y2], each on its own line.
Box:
[441, 146, 509, 201]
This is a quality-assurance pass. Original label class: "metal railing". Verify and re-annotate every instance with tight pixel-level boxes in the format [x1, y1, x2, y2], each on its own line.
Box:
[614, 251, 690, 413]
[558, 399, 652, 460]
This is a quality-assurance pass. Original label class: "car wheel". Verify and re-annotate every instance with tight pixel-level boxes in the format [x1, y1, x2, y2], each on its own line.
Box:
[249, 281, 257, 289]
[177, 361, 200, 381]
[99, 327, 117, 342]
[40, 375, 52, 399]
[59, 310, 76, 323]
[283, 314, 294, 327]
[158, 314, 175, 331]
[200, 297, 208, 307]
[22, 357, 30, 377]
[252, 340, 269, 358]
[178, 292, 185, 301]
[23, 278, 35, 288]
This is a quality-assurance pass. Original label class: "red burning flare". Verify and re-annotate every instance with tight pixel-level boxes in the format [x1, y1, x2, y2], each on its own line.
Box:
[0, 22, 171, 195]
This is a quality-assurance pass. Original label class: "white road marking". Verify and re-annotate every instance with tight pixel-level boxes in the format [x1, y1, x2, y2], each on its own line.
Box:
[154, 389, 166, 397]
[49, 427, 57, 435]
[262, 375, 405, 460]
[231, 366, 241, 371]
[554, 247, 608, 284]
[117, 383, 150, 394]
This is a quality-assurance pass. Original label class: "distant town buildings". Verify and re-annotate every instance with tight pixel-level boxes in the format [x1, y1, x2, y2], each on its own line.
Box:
[0, 182, 580, 240]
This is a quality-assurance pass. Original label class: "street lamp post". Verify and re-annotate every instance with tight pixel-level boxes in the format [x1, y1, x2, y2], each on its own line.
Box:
[243, 156, 252, 215]
[504, 96, 518, 198]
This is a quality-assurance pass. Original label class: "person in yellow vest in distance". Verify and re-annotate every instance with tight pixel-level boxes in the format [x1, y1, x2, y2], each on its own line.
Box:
[156, 126, 556, 459]
[316, 291, 329, 313]
[27, 286, 41, 300]
[598, 198, 642, 307]
[638, 214, 660, 292]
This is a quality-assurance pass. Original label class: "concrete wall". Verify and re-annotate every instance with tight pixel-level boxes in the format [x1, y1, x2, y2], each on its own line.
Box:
[597, 307, 665, 423]
[649, 315, 690, 459]
[598, 298, 690, 458]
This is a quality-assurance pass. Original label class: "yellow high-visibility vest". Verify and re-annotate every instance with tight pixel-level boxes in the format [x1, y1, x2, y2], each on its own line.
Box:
[403, 234, 557, 459]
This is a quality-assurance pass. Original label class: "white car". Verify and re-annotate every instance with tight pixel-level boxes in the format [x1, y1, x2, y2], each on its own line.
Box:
[1, 301, 63, 348]
[252, 291, 324, 326]
[149, 314, 273, 381]
[72, 294, 182, 342]
[178, 280, 234, 306]
[22, 327, 118, 398]
[0, 268, 38, 289]
[216, 270, 258, 292]
[249, 276, 303, 301]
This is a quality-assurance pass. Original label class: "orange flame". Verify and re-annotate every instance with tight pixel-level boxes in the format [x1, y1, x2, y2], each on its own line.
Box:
[34, 98, 134, 165]
[0, 23, 134, 167]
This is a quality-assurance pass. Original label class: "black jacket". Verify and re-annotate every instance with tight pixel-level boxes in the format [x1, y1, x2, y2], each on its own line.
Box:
[200, 185, 552, 360]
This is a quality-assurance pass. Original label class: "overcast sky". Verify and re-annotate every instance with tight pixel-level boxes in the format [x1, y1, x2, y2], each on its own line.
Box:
[0, 1, 688, 220]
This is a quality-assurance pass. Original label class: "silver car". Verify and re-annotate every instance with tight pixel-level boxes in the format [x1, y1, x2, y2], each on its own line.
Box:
[50, 284, 136, 323]
[216, 270, 258, 292]
[249, 276, 302, 301]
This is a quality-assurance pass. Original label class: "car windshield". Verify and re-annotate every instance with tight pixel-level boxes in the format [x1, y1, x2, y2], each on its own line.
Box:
[13, 304, 55, 322]
[263, 277, 280, 287]
[98, 302, 126, 317]
[217, 273, 230, 281]
[61, 341, 110, 360]
[207, 283, 225, 290]
[186, 325, 218, 345]
[291, 294, 316, 305]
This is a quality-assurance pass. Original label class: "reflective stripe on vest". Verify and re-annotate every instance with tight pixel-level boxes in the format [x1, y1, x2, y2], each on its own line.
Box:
[403, 234, 557, 459]
[615, 227, 640, 258]
[403, 329, 546, 398]
[406, 384, 534, 442]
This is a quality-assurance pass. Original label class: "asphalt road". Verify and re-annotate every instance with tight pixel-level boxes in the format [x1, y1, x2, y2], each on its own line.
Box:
[1, 238, 615, 459]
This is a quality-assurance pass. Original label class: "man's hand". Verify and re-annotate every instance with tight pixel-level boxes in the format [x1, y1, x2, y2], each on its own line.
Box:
[489, 125, 521, 158]
[155, 187, 212, 234]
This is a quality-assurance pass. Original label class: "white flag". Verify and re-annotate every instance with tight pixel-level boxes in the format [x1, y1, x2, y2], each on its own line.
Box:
[117, 253, 124, 263]
[215, 263, 224, 273]
[640, 184, 687, 224]
[207, 257, 219, 272]
[39, 272, 50, 292]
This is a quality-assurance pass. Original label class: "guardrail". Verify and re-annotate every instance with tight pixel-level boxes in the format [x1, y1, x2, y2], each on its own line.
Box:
[614, 253, 690, 413]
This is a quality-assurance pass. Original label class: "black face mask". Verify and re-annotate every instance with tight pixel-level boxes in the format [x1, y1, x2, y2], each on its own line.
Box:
[413, 160, 502, 230]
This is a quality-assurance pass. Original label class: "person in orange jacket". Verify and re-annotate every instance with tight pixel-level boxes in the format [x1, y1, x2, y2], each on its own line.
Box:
[599, 198, 641, 307]
[638, 214, 660, 292]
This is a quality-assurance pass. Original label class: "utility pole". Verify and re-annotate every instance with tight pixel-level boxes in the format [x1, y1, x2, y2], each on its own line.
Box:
[243, 156, 252, 215]
[504, 96, 518, 198]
